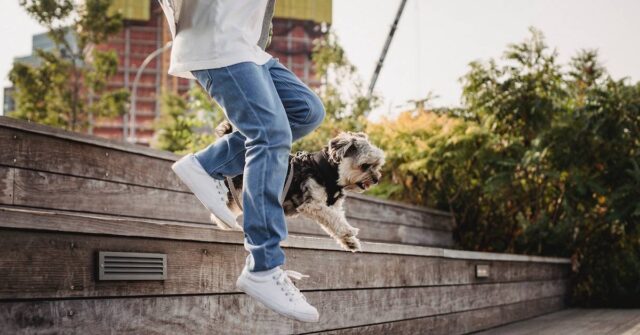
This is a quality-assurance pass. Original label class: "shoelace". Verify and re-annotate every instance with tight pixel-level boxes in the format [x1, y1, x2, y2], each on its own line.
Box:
[274, 270, 310, 302]
[215, 179, 226, 202]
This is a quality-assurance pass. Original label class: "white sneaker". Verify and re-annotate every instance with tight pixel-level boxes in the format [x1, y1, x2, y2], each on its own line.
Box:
[171, 153, 240, 230]
[236, 262, 319, 322]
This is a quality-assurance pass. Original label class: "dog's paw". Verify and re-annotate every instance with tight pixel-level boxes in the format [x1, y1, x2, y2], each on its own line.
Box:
[345, 226, 360, 237]
[340, 235, 362, 253]
[210, 213, 243, 231]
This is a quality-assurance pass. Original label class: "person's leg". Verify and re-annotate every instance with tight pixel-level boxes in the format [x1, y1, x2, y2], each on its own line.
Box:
[192, 59, 291, 271]
[267, 58, 326, 141]
[192, 59, 325, 180]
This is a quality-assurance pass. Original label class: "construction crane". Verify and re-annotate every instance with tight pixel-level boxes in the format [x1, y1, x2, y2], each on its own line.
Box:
[367, 0, 408, 97]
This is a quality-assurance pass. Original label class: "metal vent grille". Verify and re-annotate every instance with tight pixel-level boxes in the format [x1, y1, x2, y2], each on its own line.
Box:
[98, 251, 167, 281]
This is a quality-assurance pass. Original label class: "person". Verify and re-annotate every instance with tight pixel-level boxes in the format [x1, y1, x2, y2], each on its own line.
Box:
[158, 0, 325, 323]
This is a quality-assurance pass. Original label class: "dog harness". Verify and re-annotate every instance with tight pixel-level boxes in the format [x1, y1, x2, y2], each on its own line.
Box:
[312, 149, 344, 206]
[225, 155, 295, 211]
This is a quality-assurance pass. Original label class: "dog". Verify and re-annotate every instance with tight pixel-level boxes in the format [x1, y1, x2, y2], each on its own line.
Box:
[213, 120, 386, 252]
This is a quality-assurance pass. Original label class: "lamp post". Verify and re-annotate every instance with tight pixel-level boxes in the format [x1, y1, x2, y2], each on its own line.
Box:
[127, 41, 172, 144]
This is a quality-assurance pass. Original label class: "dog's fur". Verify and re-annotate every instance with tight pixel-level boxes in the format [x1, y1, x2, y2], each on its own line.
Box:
[215, 120, 386, 252]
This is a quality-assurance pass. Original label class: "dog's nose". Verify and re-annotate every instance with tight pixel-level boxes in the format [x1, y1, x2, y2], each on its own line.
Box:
[372, 176, 379, 184]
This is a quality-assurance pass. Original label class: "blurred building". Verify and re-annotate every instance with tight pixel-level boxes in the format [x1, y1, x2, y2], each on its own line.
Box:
[271, 0, 332, 87]
[3, 87, 15, 114]
[5, 0, 332, 145]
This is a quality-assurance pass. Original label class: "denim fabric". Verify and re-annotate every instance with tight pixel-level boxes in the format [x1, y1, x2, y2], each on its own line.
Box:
[191, 58, 325, 272]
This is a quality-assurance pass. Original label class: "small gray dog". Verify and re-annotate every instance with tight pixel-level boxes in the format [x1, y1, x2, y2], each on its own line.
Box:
[214, 120, 386, 252]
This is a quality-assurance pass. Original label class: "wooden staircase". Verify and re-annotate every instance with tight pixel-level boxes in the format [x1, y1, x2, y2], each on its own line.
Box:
[0, 116, 570, 334]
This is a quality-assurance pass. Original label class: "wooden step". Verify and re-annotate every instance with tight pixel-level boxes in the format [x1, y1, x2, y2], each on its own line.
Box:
[0, 206, 569, 334]
[0, 116, 571, 334]
[0, 116, 454, 247]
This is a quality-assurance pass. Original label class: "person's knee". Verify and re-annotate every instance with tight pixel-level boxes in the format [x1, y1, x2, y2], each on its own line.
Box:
[267, 125, 293, 150]
[246, 123, 292, 153]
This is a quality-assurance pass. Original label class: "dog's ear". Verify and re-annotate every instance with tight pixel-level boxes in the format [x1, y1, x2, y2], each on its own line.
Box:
[328, 133, 358, 162]
[348, 131, 368, 140]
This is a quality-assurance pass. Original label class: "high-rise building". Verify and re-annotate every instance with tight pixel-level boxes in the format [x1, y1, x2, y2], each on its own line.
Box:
[6, 0, 332, 145]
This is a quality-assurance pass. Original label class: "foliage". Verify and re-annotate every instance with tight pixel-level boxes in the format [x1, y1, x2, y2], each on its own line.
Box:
[368, 28, 640, 307]
[151, 86, 226, 155]
[292, 31, 380, 155]
[9, 0, 128, 131]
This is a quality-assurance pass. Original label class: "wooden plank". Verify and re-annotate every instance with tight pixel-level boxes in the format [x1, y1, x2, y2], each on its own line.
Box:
[0, 206, 572, 264]
[311, 296, 565, 335]
[8, 164, 451, 246]
[12, 168, 211, 224]
[440, 259, 569, 286]
[443, 248, 576, 263]
[0, 281, 566, 335]
[344, 194, 454, 231]
[1, 117, 454, 232]
[0, 166, 14, 205]
[1, 116, 457, 246]
[0, 126, 188, 192]
[621, 317, 640, 335]
[8, 166, 451, 245]
[1, 116, 445, 219]
[0, 229, 568, 300]
[3, 145, 454, 246]
[346, 191, 452, 217]
[474, 309, 640, 335]
[288, 215, 453, 247]
[0, 115, 178, 161]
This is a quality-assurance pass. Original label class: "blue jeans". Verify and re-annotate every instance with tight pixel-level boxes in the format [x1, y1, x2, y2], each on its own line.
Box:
[191, 58, 325, 272]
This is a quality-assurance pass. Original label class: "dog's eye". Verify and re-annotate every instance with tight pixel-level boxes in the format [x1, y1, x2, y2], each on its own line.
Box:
[361, 163, 371, 171]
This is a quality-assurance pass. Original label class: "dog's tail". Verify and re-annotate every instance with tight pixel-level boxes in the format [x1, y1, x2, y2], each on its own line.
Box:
[214, 120, 234, 138]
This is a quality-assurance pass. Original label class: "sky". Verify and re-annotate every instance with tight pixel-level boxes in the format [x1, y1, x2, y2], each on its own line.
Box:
[2, 0, 640, 120]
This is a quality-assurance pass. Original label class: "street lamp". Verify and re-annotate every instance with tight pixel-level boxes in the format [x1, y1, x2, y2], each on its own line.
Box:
[127, 41, 172, 144]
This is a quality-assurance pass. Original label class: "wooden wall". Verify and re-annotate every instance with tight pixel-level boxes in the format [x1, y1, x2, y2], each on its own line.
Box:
[0, 210, 569, 334]
[0, 116, 454, 247]
[0, 117, 571, 334]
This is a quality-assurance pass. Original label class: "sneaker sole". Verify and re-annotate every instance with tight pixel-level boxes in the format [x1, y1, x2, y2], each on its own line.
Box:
[171, 155, 240, 230]
[236, 277, 319, 323]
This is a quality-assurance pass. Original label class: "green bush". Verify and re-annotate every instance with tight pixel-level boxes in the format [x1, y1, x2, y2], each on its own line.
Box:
[368, 28, 640, 307]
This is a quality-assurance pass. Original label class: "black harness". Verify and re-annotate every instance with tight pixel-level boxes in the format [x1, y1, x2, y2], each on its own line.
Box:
[226, 154, 295, 210]
[312, 150, 344, 206]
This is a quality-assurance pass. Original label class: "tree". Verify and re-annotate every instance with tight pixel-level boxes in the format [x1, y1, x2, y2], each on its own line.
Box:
[367, 27, 640, 306]
[151, 86, 226, 154]
[9, 0, 128, 132]
[292, 30, 380, 153]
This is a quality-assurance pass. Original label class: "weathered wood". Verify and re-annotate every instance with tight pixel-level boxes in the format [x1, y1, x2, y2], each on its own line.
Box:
[0, 281, 566, 335]
[1, 117, 456, 247]
[0, 166, 14, 205]
[8, 165, 452, 246]
[343, 193, 454, 231]
[621, 319, 640, 335]
[0, 118, 453, 224]
[474, 308, 640, 335]
[0, 229, 568, 300]
[0, 206, 572, 264]
[288, 215, 453, 247]
[0, 126, 188, 192]
[12, 168, 211, 224]
[439, 258, 569, 286]
[8, 166, 451, 245]
[346, 191, 452, 217]
[0, 116, 577, 334]
[0, 115, 178, 161]
[311, 296, 565, 335]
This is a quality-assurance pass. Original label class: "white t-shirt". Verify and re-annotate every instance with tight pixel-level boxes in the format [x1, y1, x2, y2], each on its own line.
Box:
[159, 0, 273, 79]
